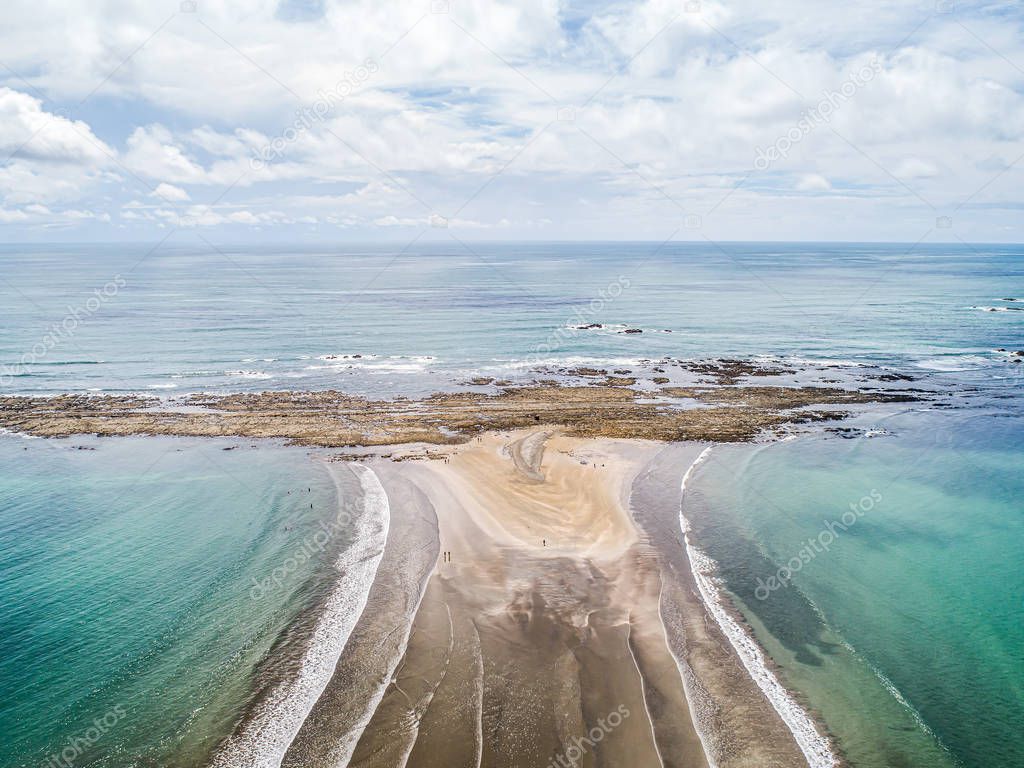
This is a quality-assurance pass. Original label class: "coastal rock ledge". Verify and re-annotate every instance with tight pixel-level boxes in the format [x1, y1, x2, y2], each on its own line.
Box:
[0, 382, 924, 447]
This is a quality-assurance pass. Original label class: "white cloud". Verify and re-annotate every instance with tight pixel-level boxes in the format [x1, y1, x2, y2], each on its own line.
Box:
[152, 182, 190, 202]
[0, 87, 114, 164]
[123, 125, 207, 184]
[0, 1, 1020, 239]
[796, 173, 832, 192]
[894, 158, 939, 179]
[0, 208, 29, 222]
[373, 215, 421, 227]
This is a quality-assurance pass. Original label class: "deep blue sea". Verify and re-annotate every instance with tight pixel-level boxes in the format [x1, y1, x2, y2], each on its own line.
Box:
[1, 241, 1021, 767]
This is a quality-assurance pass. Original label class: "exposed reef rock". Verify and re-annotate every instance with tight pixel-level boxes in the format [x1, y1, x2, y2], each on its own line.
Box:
[0, 381, 927, 447]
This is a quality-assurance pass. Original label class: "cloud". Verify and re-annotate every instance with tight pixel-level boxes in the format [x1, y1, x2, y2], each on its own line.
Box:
[0, 1, 1021, 239]
[373, 215, 422, 227]
[0, 202, 110, 226]
[0, 208, 29, 223]
[119, 202, 301, 228]
[123, 125, 207, 184]
[152, 182, 190, 202]
[796, 173, 832, 192]
[894, 158, 939, 179]
[0, 87, 113, 164]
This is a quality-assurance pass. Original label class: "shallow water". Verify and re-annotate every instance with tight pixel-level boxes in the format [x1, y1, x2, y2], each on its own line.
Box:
[684, 404, 1024, 767]
[1, 241, 1021, 767]
[0, 436, 352, 768]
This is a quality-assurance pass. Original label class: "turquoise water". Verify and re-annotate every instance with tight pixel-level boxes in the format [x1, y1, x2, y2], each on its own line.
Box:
[1, 242, 1022, 767]
[0, 436, 345, 767]
[685, 404, 1024, 767]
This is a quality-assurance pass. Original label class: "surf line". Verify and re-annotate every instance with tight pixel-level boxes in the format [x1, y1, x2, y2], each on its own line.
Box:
[208, 463, 390, 768]
[678, 447, 838, 768]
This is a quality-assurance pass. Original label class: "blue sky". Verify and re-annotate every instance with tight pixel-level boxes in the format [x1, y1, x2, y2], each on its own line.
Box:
[0, 0, 1022, 242]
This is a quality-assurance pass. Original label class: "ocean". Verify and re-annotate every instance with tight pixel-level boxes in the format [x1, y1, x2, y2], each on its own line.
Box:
[1, 241, 1021, 767]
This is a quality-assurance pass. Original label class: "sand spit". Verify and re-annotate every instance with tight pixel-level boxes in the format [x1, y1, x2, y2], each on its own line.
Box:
[272, 430, 825, 768]
[334, 431, 715, 768]
[1, 370, 917, 767]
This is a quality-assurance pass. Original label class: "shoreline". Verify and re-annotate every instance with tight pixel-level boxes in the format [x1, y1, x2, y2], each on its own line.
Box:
[1, 370, 914, 767]
[339, 430, 715, 767]
[279, 460, 440, 768]
[208, 464, 390, 768]
[248, 429, 835, 767]
[0, 420, 851, 767]
[678, 448, 838, 768]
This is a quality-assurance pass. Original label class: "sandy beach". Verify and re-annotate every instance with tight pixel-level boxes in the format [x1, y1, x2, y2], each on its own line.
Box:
[6, 4, 1013, 763]
[279, 430, 820, 768]
[3, 369, 919, 767]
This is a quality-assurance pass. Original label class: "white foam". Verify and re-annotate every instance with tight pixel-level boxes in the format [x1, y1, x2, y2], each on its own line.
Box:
[779, 355, 864, 368]
[208, 464, 390, 768]
[171, 371, 218, 378]
[308, 354, 436, 374]
[865, 661, 954, 756]
[356, 362, 428, 373]
[315, 353, 380, 361]
[679, 448, 838, 768]
[489, 355, 643, 371]
[913, 356, 988, 372]
[224, 370, 273, 380]
[833, 634, 954, 758]
[307, 361, 429, 374]
[0, 427, 43, 439]
[322, 516, 435, 768]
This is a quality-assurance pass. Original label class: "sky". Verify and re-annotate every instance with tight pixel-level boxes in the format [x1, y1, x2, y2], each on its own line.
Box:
[0, 0, 1022, 243]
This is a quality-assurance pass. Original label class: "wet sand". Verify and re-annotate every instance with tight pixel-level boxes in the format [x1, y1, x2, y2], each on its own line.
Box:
[298, 430, 814, 768]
